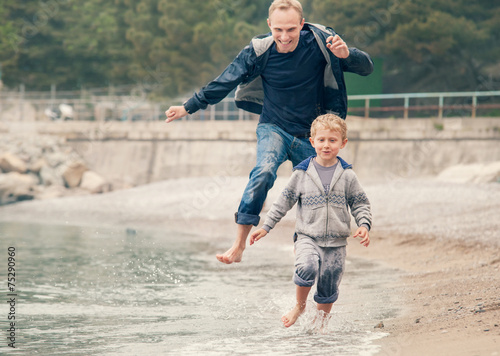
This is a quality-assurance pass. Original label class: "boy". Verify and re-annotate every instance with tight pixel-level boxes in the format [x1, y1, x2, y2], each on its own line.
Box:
[250, 114, 371, 328]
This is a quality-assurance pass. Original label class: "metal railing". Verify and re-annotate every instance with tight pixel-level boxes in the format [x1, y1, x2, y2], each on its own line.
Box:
[1, 87, 500, 121]
[348, 91, 500, 119]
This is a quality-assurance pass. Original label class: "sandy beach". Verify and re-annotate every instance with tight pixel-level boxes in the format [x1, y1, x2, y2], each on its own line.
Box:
[1, 176, 499, 355]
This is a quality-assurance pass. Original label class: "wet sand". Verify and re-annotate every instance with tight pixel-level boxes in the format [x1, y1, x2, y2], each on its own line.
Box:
[1, 176, 499, 355]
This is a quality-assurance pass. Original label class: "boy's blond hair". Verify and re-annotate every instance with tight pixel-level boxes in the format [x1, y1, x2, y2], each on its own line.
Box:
[310, 114, 347, 141]
[269, 0, 303, 20]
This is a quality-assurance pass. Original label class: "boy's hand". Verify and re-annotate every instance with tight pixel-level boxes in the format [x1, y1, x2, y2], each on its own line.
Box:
[249, 228, 267, 245]
[353, 226, 370, 247]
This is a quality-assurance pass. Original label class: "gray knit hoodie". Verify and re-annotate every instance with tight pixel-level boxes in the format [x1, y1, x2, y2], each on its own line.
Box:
[263, 156, 372, 247]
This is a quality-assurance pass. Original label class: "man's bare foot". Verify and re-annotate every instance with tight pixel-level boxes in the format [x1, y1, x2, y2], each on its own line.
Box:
[281, 304, 306, 328]
[216, 245, 244, 264]
[216, 224, 251, 264]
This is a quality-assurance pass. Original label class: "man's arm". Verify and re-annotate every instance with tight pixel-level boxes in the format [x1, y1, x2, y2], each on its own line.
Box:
[325, 33, 373, 76]
[165, 105, 188, 123]
[165, 45, 256, 123]
[339, 47, 374, 76]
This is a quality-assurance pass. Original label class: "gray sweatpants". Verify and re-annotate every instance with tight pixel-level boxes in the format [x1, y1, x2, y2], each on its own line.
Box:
[293, 237, 346, 304]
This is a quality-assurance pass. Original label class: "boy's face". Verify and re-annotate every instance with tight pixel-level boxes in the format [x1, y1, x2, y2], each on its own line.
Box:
[267, 8, 304, 53]
[309, 128, 347, 167]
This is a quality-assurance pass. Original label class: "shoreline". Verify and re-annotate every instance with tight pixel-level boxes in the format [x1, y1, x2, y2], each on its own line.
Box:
[1, 176, 499, 355]
[348, 230, 500, 356]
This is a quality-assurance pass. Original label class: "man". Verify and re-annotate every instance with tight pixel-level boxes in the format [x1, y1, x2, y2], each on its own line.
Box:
[165, 0, 373, 264]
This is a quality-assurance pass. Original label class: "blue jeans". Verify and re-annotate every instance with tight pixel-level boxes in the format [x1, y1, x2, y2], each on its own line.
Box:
[235, 123, 316, 226]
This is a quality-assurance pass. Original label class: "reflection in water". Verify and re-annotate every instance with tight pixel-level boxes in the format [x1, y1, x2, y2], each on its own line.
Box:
[0, 222, 397, 355]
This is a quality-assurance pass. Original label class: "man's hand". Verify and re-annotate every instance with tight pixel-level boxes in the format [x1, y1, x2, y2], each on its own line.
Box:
[326, 35, 349, 59]
[165, 105, 188, 123]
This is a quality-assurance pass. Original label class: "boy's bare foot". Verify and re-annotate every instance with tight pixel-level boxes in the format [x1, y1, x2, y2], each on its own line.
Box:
[312, 310, 332, 333]
[281, 304, 306, 328]
[216, 245, 244, 264]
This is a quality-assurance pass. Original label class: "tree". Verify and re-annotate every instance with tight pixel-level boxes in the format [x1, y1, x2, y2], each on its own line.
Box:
[0, 0, 132, 90]
[309, 0, 500, 93]
[123, 0, 268, 97]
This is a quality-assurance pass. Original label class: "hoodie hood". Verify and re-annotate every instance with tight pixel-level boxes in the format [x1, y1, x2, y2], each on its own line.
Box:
[293, 155, 352, 171]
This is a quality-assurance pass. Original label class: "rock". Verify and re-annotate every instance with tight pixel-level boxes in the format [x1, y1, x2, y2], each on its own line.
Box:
[80, 170, 109, 194]
[62, 162, 88, 188]
[436, 161, 500, 184]
[45, 151, 67, 168]
[29, 158, 48, 174]
[39, 165, 65, 186]
[0, 153, 27, 173]
[0, 133, 112, 204]
[0, 172, 38, 205]
[35, 185, 69, 200]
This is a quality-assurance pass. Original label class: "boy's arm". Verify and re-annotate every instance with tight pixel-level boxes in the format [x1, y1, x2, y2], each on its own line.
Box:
[347, 173, 372, 232]
[262, 171, 302, 230]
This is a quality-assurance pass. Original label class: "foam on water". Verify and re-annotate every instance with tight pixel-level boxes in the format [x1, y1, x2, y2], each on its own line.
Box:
[0, 222, 397, 355]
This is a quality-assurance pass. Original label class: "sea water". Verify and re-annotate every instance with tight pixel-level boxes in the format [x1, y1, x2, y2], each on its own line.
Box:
[0, 222, 398, 355]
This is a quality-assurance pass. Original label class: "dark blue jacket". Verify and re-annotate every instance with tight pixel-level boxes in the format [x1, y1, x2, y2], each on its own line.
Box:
[184, 23, 373, 119]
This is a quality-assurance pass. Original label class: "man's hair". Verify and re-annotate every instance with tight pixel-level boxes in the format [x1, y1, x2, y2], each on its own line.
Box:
[310, 114, 347, 141]
[268, 0, 303, 20]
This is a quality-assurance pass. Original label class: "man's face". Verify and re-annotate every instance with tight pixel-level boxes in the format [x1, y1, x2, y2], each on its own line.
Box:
[267, 8, 304, 53]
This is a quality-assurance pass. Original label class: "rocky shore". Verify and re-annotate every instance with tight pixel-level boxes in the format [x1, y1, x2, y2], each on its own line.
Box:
[0, 134, 112, 205]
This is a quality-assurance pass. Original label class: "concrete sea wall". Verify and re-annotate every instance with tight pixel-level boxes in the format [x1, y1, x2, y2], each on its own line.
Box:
[1, 117, 499, 188]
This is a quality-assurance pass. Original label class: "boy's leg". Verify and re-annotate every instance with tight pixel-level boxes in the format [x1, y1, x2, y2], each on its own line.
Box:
[283, 238, 320, 327]
[317, 303, 333, 314]
[218, 124, 289, 264]
[314, 246, 347, 305]
[312, 247, 345, 331]
[313, 303, 334, 331]
[282, 285, 311, 328]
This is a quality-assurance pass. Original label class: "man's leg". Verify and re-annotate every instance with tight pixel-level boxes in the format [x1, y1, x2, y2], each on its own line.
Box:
[290, 136, 316, 167]
[217, 124, 289, 264]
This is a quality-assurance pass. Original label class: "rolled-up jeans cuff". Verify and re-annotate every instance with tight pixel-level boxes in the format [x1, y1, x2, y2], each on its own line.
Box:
[293, 272, 315, 287]
[314, 291, 339, 304]
[234, 212, 260, 226]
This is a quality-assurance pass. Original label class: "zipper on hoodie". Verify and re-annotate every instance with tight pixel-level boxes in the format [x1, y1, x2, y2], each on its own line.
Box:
[325, 193, 329, 237]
